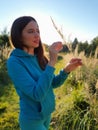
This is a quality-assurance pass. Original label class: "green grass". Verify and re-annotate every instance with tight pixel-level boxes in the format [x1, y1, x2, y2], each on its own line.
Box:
[0, 55, 98, 130]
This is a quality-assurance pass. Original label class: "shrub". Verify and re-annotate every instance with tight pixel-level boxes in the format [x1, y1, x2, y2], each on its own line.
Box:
[0, 112, 19, 130]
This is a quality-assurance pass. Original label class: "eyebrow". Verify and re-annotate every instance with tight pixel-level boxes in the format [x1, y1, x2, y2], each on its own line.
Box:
[27, 28, 39, 31]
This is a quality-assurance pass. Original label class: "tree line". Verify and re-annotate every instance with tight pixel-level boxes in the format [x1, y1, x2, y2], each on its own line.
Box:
[0, 28, 98, 58]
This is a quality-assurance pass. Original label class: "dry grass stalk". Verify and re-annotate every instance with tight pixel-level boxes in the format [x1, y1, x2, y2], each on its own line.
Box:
[50, 17, 71, 51]
[94, 46, 98, 59]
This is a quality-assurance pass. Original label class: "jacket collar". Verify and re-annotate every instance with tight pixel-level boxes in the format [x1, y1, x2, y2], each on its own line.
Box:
[10, 48, 35, 57]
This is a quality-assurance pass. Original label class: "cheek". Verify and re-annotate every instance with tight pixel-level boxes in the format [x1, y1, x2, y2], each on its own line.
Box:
[22, 34, 32, 42]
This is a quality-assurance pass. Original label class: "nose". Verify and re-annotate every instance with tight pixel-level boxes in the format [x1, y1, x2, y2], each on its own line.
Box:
[34, 32, 39, 37]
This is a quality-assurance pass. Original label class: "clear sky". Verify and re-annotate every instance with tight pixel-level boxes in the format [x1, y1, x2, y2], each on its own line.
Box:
[0, 0, 98, 44]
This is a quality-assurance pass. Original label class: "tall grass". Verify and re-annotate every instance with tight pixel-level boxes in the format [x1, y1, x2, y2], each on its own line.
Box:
[50, 46, 98, 130]
[0, 45, 98, 130]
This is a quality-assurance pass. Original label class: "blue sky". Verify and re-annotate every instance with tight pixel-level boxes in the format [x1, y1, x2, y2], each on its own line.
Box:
[0, 0, 98, 44]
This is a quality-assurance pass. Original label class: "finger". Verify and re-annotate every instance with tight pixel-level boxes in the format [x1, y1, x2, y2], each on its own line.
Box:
[51, 42, 63, 52]
[73, 60, 83, 66]
[70, 58, 82, 63]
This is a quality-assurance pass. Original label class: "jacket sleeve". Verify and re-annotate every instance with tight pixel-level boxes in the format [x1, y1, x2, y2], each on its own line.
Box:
[7, 58, 55, 102]
[52, 70, 69, 88]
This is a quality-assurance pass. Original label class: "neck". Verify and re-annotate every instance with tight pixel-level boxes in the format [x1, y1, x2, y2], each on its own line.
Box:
[23, 47, 34, 55]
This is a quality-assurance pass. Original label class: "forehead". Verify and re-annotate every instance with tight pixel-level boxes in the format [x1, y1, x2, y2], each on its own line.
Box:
[24, 20, 39, 29]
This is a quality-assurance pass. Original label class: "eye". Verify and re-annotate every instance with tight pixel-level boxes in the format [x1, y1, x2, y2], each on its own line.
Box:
[28, 30, 34, 33]
[28, 29, 40, 34]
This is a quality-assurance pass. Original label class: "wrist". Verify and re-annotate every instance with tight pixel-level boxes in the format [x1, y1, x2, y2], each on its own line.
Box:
[63, 68, 70, 74]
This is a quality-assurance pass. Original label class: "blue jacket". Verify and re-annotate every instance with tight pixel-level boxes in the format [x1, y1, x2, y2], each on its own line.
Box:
[7, 49, 69, 120]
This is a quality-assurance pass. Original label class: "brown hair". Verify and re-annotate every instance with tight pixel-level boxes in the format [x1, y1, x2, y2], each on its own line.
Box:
[10, 16, 48, 70]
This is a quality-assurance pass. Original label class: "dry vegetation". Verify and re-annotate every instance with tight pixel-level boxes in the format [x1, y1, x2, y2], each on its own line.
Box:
[0, 19, 98, 129]
[49, 45, 98, 130]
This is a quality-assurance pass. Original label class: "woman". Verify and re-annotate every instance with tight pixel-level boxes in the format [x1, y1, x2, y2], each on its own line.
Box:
[7, 16, 82, 130]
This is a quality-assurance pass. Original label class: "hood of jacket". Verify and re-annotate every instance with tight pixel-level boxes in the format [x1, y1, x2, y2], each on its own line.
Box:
[10, 48, 35, 57]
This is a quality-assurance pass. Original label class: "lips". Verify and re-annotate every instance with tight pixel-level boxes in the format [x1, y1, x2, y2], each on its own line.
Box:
[33, 40, 39, 44]
[33, 38, 39, 42]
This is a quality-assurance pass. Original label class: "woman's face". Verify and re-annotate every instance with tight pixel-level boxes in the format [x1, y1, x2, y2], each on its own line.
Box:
[21, 20, 40, 49]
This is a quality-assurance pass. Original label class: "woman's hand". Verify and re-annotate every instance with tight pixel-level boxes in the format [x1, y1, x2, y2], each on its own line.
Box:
[48, 41, 63, 67]
[64, 58, 83, 73]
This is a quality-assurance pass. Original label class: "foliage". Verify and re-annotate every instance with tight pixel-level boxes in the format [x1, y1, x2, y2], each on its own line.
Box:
[50, 50, 98, 130]
[0, 45, 12, 85]
[51, 80, 98, 130]
[0, 60, 11, 86]
[0, 42, 98, 129]
[0, 112, 19, 130]
[0, 28, 10, 47]
[0, 84, 19, 130]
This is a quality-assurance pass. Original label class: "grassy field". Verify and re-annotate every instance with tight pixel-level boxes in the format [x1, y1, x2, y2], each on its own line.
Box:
[0, 46, 98, 130]
[50, 50, 98, 130]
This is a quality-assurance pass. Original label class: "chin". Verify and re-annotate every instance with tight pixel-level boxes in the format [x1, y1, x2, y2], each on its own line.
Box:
[34, 44, 39, 48]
